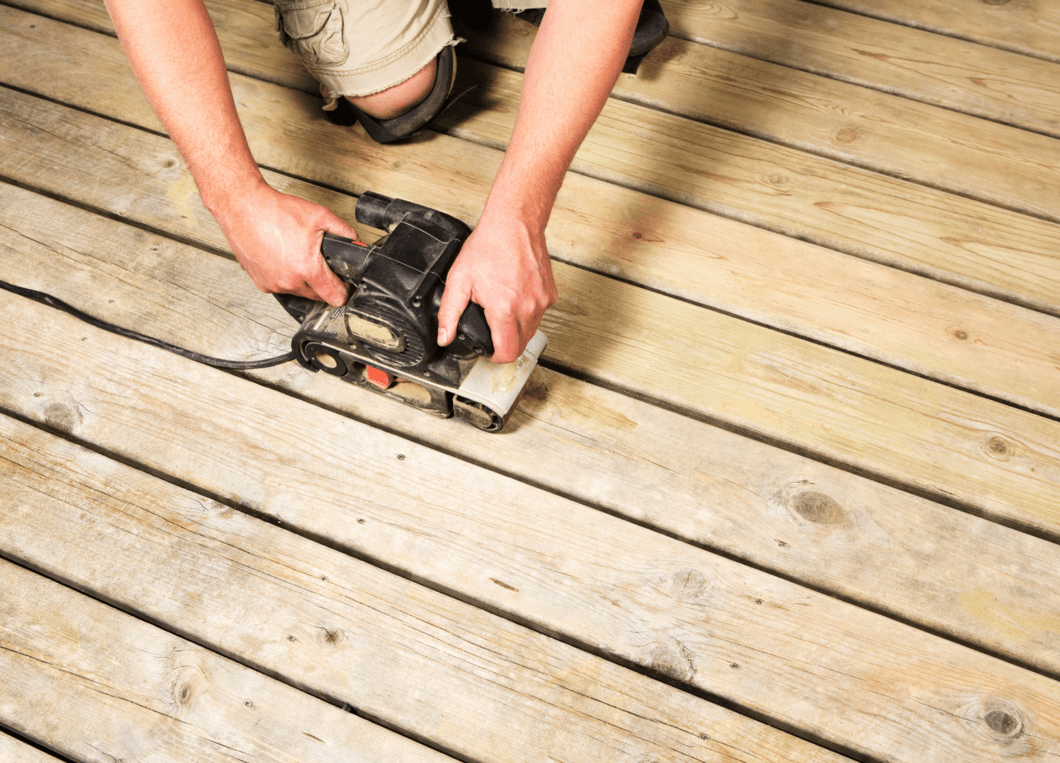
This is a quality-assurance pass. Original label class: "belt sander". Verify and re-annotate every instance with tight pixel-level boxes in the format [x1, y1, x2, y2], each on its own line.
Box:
[274, 192, 547, 432]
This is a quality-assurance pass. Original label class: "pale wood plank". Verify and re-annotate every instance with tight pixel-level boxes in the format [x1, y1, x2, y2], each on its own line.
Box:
[3, 297, 1060, 762]
[461, 11, 1060, 192]
[0, 562, 457, 763]
[0, 412, 849, 763]
[7, 3, 1060, 313]
[0, 734, 62, 763]
[4, 113, 1059, 428]
[806, 0, 1060, 64]
[5, 46, 1060, 425]
[441, 55, 1060, 236]
[6, 0, 313, 90]
[636, 0, 1060, 135]
[3, 83, 1060, 538]
[5, 182, 1060, 683]
[22, 0, 1060, 141]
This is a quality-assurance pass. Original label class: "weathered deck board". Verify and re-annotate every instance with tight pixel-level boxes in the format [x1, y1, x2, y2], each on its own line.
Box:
[6, 181, 1060, 681]
[6, 40, 1060, 430]
[4, 292, 1060, 762]
[1, 412, 847, 763]
[5, 83, 1060, 539]
[460, 12, 1060, 202]
[6, 4, 1060, 314]
[0, 559, 457, 763]
[3, 0, 1059, 760]
[26, 0, 1060, 140]
[806, 0, 1060, 62]
[0, 734, 62, 763]
[652, 0, 1060, 133]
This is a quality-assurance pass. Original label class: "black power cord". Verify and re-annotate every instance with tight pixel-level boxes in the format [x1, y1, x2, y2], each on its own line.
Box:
[0, 279, 296, 370]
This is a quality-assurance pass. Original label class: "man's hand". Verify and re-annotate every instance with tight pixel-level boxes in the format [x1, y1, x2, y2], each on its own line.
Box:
[436, 210, 557, 363]
[213, 182, 356, 306]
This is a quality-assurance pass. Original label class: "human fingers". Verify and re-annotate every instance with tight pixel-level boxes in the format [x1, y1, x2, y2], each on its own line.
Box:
[436, 271, 473, 348]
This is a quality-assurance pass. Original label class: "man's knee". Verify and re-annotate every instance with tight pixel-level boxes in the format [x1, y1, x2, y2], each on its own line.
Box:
[347, 58, 438, 120]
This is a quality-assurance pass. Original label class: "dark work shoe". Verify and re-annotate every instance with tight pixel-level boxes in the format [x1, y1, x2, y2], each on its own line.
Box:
[515, 0, 669, 75]
[322, 45, 458, 144]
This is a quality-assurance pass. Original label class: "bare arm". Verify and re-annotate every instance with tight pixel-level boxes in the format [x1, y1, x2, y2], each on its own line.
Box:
[105, 0, 353, 305]
[437, 0, 641, 362]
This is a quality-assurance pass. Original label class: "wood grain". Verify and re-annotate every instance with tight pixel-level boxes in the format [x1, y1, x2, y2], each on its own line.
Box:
[4, 100, 1060, 423]
[5, 181, 1060, 681]
[5, 4, 1060, 314]
[3, 78, 1060, 530]
[802, 0, 1060, 63]
[3, 4, 1059, 763]
[0, 734, 62, 763]
[644, 0, 1060, 134]
[462, 9, 1060, 197]
[3, 296, 1060, 762]
[0, 561, 458, 763]
[0, 413, 847, 763]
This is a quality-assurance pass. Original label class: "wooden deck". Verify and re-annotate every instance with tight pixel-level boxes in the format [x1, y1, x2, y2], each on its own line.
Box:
[2, 0, 1060, 760]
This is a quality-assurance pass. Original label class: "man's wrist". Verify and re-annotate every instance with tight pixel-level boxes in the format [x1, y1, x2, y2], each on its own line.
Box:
[200, 170, 270, 221]
[482, 163, 556, 234]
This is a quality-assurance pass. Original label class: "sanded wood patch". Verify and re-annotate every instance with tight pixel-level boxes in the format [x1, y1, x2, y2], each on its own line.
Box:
[652, 0, 1060, 133]
[802, 0, 1060, 63]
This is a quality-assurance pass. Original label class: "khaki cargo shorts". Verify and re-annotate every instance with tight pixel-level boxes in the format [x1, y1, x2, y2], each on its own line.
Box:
[275, 0, 547, 98]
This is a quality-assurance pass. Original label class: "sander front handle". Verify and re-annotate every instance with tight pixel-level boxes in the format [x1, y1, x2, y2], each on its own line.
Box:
[355, 191, 472, 241]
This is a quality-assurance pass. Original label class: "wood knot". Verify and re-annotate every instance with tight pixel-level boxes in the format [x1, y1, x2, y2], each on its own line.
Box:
[961, 697, 1026, 744]
[791, 490, 847, 526]
[518, 378, 549, 410]
[668, 568, 710, 600]
[176, 683, 192, 708]
[984, 436, 1012, 461]
[949, 327, 970, 341]
[43, 401, 82, 433]
[982, 0, 1010, 5]
[646, 641, 697, 683]
[318, 627, 344, 647]
[985, 709, 1021, 737]
[836, 127, 860, 144]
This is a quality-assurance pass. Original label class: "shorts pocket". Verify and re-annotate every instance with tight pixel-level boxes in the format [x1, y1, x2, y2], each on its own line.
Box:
[275, 0, 349, 68]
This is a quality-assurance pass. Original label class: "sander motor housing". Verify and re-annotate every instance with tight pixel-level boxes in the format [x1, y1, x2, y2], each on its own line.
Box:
[275, 192, 547, 431]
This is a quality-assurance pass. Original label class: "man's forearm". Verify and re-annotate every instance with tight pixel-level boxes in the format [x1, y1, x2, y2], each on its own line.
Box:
[105, 0, 354, 304]
[105, 0, 265, 214]
[483, 0, 641, 226]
